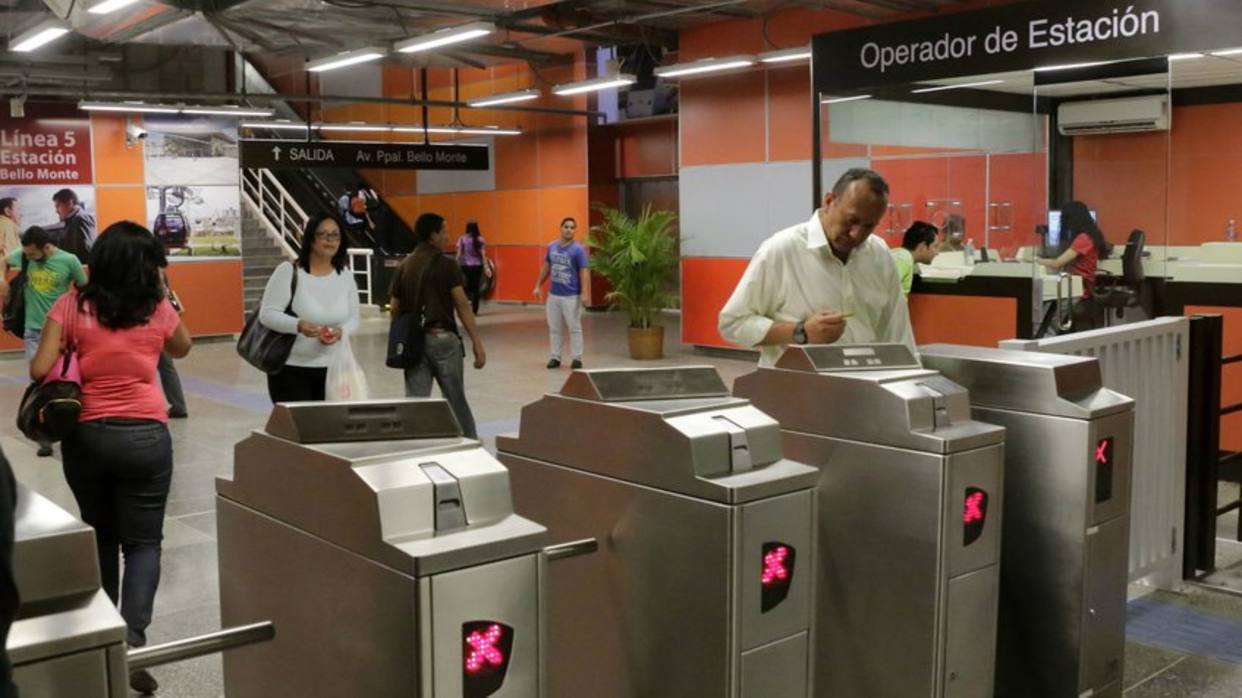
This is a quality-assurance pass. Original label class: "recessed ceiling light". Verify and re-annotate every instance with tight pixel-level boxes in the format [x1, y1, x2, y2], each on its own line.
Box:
[89, 0, 143, 14]
[10, 18, 72, 53]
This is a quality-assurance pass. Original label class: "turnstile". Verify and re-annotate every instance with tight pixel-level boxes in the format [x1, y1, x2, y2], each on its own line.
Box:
[734, 344, 1005, 698]
[920, 344, 1135, 698]
[495, 367, 818, 698]
[218, 399, 548, 697]
[8, 484, 129, 696]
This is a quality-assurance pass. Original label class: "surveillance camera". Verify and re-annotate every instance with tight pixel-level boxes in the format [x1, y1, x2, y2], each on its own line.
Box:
[126, 123, 149, 141]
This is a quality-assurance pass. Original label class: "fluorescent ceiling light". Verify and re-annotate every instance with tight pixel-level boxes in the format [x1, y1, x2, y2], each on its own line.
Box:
[89, 0, 142, 14]
[552, 74, 637, 96]
[80, 101, 272, 117]
[318, 124, 392, 132]
[306, 47, 386, 72]
[1168, 52, 1204, 61]
[79, 101, 179, 114]
[911, 79, 1005, 94]
[392, 125, 522, 136]
[655, 56, 754, 78]
[10, 18, 71, 53]
[395, 21, 493, 54]
[241, 122, 310, 131]
[1033, 60, 1112, 73]
[1210, 48, 1242, 57]
[759, 47, 811, 64]
[822, 95, 872, 104]
[468, 88, 540, 108]
[181, 105, 274, 117]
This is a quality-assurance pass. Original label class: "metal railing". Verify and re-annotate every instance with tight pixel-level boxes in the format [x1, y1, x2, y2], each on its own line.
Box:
[241, 167, 306, 259]
[128, 621, 274, 671]
[347, 247, 376, 307]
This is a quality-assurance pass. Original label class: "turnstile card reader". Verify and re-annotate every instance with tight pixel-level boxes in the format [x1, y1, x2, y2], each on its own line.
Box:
[218, 399, 548, 697]
[734, 344, 1006, 698]
[495, 367, 818, 698]
[920, 344, 1135, 698]
[7, 484, 128, 697]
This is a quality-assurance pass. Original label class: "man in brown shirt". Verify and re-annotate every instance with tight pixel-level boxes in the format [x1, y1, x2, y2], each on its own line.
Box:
[389, 212, 486, 438]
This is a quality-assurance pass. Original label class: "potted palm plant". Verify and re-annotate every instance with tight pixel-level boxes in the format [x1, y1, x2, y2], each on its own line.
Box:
[588, 205, 679, 360]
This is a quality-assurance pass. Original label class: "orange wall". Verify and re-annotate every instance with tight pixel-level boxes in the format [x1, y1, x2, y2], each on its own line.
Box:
[167, 260, 244, 336]
[908, 295, 1017, 346]
[318, 59, 593, 303]
[1187, 306, 1242, 452]
[1074, 102, 1242, 246]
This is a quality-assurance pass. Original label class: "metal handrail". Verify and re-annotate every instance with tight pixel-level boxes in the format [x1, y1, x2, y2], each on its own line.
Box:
[241, 168, 306, 259]
[347, 247, 376, 307]
[127, 621, 274, 671]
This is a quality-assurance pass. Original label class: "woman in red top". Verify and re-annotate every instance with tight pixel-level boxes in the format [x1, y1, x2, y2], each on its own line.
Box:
[1038, 201, 1113, 296]
[30, 221, 191, 695]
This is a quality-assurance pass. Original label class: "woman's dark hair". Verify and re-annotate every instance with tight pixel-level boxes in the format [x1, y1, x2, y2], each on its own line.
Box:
[297, 212, 348, 273]
[78, 221, 167, 330]
[465, 220, 483, 255]
[902, 221, 938, 251]
[415, 213, 445, 244]
[1061, 201, 1112, 257]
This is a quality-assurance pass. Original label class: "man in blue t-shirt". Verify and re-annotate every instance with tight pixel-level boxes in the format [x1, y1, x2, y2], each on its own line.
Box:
[533, 216, 589, 369]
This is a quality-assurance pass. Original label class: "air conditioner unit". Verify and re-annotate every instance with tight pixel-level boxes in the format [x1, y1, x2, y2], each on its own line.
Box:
[1057, 95, 1169, 136]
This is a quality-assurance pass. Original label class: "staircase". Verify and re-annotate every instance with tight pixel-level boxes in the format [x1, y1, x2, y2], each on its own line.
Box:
[240, 208, 292, 313]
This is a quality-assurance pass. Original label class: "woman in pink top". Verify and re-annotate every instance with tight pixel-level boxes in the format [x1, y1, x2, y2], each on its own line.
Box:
[456, 220, 490, 315]
[30, 221, 191, 695]
[1039, 200, 1112, 330]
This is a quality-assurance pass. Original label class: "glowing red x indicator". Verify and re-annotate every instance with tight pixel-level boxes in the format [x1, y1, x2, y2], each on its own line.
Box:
[762, 545, 791, 587]
[1095, 440, 1109, 465]
[963, 491, 985, 525]
[464, 624, 506, 674]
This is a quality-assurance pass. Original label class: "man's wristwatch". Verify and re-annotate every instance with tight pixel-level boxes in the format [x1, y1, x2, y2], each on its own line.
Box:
[792, 320, 808, 345]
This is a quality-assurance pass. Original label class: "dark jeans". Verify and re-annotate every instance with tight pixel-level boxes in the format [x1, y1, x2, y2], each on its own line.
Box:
[157, 352, 186, 414]
[462, 264, 484, 315]
[62, 419, 173, 647]
[404, 332, 478, 439]
[266, 365, 328, 403]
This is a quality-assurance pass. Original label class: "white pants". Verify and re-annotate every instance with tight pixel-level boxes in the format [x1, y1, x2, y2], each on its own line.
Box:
[546, 294, 583, 361]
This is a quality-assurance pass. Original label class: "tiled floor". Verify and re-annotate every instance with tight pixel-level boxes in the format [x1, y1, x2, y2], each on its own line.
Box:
[2, 304, 1240, 696]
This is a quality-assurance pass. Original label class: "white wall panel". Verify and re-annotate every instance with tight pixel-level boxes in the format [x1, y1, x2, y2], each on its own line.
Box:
[416, 138, 496, 194]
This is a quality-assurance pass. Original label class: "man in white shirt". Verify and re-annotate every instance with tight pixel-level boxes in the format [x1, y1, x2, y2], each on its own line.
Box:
[719, 168, 915, 366]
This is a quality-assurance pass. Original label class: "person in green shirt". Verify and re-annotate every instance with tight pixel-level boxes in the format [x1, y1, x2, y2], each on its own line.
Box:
[0, 226, 87, 456]
[891, 221, 941, 295]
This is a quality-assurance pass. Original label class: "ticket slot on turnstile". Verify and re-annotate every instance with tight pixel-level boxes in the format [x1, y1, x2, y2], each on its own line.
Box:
[264, 399, 463, 443]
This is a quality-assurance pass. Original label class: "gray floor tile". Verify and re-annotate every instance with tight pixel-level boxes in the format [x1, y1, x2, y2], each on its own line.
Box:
[1124, 655, 1242, 697]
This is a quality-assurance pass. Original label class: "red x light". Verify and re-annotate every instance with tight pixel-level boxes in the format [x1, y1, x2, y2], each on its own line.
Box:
[963, 488, 988, 546]
[1096, 440, 1109, 465]
[963, 491, 985, 525]
[762, 545, 791, 587]
[1095, 437, 1115, 503]
[462, 621, 513, 698]
[760, 542, 796, 612]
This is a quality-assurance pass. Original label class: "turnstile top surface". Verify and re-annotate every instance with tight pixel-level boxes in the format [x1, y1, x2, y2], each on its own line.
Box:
[221, 400, 547, 577]
[919, 344, 1134, 419]
[496, 367, 819, 504]
[8, 484, 126, 664]
[735, 344, 1005, 454]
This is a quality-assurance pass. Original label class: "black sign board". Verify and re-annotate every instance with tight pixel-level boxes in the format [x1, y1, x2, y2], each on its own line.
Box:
[813, 0, 1242, 93]
[240, 140, 489, 170]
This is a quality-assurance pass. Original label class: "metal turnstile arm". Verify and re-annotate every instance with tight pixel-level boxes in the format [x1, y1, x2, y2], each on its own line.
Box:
[127, 621, 275, 671]
[543, 538, 599, 561]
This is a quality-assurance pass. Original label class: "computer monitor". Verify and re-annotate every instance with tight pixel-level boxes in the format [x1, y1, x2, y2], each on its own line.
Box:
[1046, 209, 1097, 249]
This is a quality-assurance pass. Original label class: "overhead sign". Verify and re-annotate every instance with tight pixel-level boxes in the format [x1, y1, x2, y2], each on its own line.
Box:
[813, 0, 1242, 93]
[240, 140, 489, 171]
[0, 116, 92, 185]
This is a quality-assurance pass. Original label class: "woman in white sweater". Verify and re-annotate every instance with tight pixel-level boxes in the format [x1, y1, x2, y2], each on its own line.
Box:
[259, 212, 360, 402]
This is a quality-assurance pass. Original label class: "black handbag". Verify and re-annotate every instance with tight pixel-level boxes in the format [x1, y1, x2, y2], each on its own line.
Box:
[2, 256, 29, 338]
[237, 263, 299, 374]
[386, 254, 435, 369]
[17, 301, 82, 443]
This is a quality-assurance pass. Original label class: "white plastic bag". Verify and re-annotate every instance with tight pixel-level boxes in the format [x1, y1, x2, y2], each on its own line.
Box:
[325, 335, 369, 402]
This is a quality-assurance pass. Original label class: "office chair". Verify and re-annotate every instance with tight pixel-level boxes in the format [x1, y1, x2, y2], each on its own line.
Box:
[1095, 229, 1146, 325]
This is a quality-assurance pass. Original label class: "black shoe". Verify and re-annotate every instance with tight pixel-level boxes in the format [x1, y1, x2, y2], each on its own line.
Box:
[37, 443, 53, 458]
[129, 669, 158, 695]
[571, 359, 583, 369]
[168, 408, 188, 419]
[546, 358, 561, 369]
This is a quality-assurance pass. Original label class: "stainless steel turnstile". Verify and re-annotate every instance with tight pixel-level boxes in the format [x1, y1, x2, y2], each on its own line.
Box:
[8, 484, 129, 696]
[921, 344, 1135, 698]
[495, 367, 818, 698]
[218, 399, 548, 697]
[734, 344, 1005, 698]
